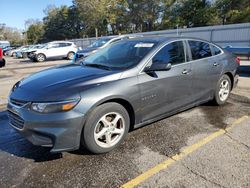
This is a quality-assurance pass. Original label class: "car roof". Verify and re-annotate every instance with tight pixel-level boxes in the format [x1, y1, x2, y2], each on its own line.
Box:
[97, 34, 142, 40]
[125, 35, 212, 44]
[49, 41, 73, 43]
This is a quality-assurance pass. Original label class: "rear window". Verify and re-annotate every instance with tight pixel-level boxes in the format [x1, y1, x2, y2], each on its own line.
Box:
[188, 41, 212, 60]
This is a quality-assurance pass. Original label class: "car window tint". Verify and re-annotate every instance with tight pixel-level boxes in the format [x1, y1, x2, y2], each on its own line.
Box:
[49, 43, 60, 48]
[188, 41, 212, 60]
[211, 45, 222, 55]
[59, 43, 67, 47]
[64, 43, 72, 47]
[152, 41, 185, 65]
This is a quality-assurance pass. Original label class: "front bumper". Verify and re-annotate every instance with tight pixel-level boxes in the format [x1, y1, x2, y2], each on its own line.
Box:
[7, 101, 85, 153]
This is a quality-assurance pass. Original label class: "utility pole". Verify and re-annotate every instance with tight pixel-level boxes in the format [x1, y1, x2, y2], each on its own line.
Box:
[95, 28, 98, 38]
[176, 24, 179, 36]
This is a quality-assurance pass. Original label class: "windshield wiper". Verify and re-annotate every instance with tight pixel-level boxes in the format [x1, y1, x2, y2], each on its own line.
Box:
[82, 63, 112, 71]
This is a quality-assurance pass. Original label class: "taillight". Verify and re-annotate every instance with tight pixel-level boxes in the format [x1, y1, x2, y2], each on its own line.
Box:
[235, 57, 240, 65]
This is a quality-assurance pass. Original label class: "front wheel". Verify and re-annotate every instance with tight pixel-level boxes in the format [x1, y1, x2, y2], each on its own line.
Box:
[213, 74, 231, 105]
[81, 103, 130, 154]
[36, 53, 46, 62]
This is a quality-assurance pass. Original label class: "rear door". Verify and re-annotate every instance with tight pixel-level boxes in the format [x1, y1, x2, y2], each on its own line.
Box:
[138, 40, 193, 122]
[187, 40, 223, 102]
[59, 42, 72, 56]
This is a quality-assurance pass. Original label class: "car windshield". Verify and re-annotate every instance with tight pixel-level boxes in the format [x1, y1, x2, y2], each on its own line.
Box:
[89, 38, 112, 48]
[81, 40, 158, 70]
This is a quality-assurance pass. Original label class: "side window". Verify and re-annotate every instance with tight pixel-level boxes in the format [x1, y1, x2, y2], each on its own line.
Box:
[64, 43, 72, 47]
[59, 43, 67, 47]
[188, 41, 212, 60]
[49, 43, 60, 49]
[211, 45, 222, 55]
[152, 41, 185, 65]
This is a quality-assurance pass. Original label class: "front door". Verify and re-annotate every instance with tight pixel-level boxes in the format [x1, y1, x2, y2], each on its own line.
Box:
[138, 41, 193, 122]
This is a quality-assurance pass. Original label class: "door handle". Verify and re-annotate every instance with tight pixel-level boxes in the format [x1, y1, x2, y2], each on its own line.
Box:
[213, 62, 219, 66]
[182, 69, 191, 75]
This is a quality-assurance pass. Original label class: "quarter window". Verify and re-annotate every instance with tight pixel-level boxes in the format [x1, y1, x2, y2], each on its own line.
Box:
[188, 41, 212, 60]
[211, 45, 222, 55]
[152, 41, 185, 65]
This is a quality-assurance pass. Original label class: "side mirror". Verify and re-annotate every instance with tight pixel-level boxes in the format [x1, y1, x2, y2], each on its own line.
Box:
[144, 62, 172, 72]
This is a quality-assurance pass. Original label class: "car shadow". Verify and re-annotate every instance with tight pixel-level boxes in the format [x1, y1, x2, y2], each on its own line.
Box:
[19, 59, 34, 63]
[0, 111, 63, 162]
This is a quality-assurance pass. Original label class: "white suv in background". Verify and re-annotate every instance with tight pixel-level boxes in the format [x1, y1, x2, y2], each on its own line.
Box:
[29, 41, 78, 62]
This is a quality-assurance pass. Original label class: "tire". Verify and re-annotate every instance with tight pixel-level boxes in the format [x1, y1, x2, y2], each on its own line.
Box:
[213, 74, 231, 105]
[23, 52, 27, 58]
[0, 59, 5, 68]
[81, 102, 130, 154]
[36, 53, 46, 62]
[67, 52, 75, 60]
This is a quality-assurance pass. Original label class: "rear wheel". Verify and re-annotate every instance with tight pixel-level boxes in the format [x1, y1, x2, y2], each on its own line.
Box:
[213, 74, 231, 105]
[36, 53, 46, 62]
[81, 102, 130, 154]
[67, 52, 75, 60]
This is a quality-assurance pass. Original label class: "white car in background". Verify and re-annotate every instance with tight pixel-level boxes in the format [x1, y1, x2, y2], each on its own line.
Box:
[29, 41, 78, 62]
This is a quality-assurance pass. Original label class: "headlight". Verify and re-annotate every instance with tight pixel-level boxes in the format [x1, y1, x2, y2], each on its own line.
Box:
[30, 99, 80, 113]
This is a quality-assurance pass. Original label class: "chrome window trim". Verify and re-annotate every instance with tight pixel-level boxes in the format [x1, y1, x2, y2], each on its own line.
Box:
[139, 39, 225, 75]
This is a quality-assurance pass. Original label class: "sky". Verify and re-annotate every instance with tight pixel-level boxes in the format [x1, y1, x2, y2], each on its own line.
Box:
[1, 0, 73, 30]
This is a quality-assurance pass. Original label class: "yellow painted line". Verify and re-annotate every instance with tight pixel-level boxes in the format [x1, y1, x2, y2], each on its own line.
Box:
[121, 115, 249, 188]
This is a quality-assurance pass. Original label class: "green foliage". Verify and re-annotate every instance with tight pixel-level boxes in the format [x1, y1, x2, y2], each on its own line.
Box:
[215, 0, 250, 24]
[26, 23, 44, 44]
[24, 0, 250, 42]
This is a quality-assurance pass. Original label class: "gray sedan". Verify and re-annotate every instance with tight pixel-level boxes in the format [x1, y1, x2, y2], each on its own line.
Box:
[8, 36, 239, 154]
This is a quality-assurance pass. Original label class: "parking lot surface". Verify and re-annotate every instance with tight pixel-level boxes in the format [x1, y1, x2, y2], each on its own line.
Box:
[0, 57, 249, 188]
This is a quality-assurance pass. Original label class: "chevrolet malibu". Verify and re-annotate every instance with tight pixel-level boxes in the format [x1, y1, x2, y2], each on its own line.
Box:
[8, 36, 239, 154]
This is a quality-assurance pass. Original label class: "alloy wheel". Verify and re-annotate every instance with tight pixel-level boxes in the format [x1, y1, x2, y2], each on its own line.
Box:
[94, 112, 125, 148]
[219, 79, 230, 101]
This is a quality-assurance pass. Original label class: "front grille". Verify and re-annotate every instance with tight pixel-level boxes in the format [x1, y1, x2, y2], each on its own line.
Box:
[7, 110, 24, 129]
[10, 98, 28, 107]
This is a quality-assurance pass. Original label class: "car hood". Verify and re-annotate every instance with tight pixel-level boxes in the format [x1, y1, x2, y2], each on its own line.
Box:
[10, 64, 122, 102]
[25, 48, 40, 53]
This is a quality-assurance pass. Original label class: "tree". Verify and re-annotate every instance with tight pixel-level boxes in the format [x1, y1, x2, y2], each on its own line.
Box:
[26, 22, 44, 44]
[169, 0, 214, 28]
[215, 0, 250, 24]
[0, 26, 23, 45]
[125, 0, 169, 32]
[42, 5, 86, 41]
[73, 0, 112, 36]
